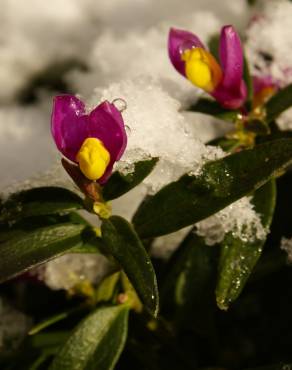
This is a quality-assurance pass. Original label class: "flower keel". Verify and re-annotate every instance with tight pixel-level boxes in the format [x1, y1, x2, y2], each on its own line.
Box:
[76, 138, 110, 181]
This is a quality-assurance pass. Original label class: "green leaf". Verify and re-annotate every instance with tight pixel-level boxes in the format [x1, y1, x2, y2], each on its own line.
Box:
[0, 222, 87, 283]
[208, 136, 240, 152]
[187, 98, 239, 121]
[133, 139, 292, 238]
[31, 331, 70, 349]
[101, 216, 159, 316]
[95, 272, 121, 303]
[243, 53, 254, 109]
[216, 180, 276, 310]
[102, 158, 158, 201]
[29, 305, 87, 335]
[49, 305, 129, 370]
[265, 83, 292, 123]
[161, 232, 218, 330]
[0, 187, 83, 225]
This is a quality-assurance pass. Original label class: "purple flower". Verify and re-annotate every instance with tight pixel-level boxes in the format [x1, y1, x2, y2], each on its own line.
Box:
[51, 95, 127, 184]
[168, 25, 247, 109]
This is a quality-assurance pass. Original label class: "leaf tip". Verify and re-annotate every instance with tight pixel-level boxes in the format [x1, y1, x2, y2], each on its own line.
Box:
[216, 297, 230, 311]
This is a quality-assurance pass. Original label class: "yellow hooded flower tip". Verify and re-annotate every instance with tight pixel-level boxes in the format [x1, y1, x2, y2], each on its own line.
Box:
[182, 47, 222, 92]
[76, 138, 110, 180]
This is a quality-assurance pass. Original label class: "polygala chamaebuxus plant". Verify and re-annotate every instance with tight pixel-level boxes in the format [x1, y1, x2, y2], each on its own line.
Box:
[1, 15, 292, 370]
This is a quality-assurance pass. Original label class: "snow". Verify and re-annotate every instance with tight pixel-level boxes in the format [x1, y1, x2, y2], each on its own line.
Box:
[246, 0, 292, 87]
[93, 77, 225, 193]
[245, 0, 292, 131]
[195, 196, 267, 246]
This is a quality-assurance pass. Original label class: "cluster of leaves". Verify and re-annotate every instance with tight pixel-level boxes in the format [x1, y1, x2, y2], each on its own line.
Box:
[1, 54, 292, 370]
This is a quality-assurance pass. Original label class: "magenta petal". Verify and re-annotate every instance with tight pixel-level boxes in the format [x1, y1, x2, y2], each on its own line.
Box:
[88, 101, 127, 183]
[168, 27, 204, 76]
[97, 101, 127, 161]
[219, 25, 243, 91]
[213, 80, 247, 109]
[51, 95, 88, 162]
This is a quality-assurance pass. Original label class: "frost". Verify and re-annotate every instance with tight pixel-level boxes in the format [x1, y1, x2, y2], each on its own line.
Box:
[0, 298, 31, 352]
[196, 196, 268, 246]
[37, 253, 113, 291]
[280, 237, 292, 263]
[92, 77, 225, 194]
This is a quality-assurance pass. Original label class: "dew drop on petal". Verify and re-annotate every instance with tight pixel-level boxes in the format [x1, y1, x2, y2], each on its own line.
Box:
[112, 98, 127, 112]
[125, 125, 132, 136]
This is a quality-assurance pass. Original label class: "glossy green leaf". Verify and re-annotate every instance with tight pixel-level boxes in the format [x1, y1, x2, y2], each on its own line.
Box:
[101, 216, 159, 316]
[161, 231, 218, 330]
[266, 83, 292, 123]
[187, 98, 239, 121]
[102, 158, 158, 201]
[0, 222, 87, 283]
[216, 180, 276, 310]
[0, 187, 83, 225]
[50, 305, 129, 370]
[133, 139, 292, 238]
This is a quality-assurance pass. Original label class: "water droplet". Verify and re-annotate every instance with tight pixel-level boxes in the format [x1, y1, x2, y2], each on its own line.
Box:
[125, 125, 131, 136]
[112, 98, 127, 112]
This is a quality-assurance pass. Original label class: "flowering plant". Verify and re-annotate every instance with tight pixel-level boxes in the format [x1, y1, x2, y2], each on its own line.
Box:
[1, 4, 292, 370]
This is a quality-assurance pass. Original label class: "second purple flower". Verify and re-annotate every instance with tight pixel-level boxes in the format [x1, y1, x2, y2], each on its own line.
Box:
[168, 25, 247, 109]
